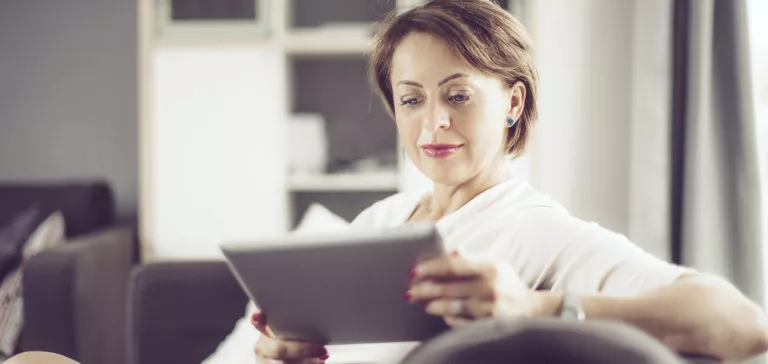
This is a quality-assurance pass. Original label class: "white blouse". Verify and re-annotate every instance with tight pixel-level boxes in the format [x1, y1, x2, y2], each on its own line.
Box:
[350, 177, 690, 296]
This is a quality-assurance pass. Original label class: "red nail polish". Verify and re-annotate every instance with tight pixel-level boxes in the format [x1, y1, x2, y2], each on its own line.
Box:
[320, 353, 330, 360]
[404, 290, 412, 301]
[409, 268, 416, 279]
[251, 313, 262, 323]
[451, 250, 459, 257]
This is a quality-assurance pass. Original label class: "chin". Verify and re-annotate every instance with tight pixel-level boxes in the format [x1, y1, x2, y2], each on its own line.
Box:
[419, 161, 470, 186]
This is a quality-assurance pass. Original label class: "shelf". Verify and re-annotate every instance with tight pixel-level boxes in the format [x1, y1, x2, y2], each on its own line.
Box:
[289, 170, 399, 192]
[281, 31, 374, 55]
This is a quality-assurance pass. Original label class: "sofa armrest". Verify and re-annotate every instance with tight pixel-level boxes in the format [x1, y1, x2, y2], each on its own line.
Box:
[128, 260, 248, 364]
[20, 227, 134, 364]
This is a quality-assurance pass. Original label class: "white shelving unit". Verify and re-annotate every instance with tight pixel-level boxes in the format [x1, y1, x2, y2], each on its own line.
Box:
[277, 0, 405, 225]
[149, 0, 527, 229]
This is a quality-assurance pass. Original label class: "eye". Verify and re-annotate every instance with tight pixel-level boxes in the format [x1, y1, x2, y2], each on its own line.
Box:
[400, 97, 422, 107]
[448, 94, 471, 104]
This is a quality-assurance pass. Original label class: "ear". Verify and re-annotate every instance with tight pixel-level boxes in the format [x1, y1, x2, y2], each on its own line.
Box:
[506, 81, 527, 121]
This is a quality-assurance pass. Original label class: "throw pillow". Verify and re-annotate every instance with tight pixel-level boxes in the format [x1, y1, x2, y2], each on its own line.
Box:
[0, 212, 66, 357]
[293, 203, 352, 235]
[0, 207, 45, 282]
[202, 204, 350, 364]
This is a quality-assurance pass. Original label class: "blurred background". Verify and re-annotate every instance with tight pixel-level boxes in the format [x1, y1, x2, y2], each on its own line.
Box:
[0, 0, 766, 292]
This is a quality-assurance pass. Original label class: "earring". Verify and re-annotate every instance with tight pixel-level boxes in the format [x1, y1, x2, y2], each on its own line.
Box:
[506, 117, 516, 127]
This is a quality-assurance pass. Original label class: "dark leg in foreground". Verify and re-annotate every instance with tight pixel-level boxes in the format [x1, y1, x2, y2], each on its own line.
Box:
[400, 318, 720, 364]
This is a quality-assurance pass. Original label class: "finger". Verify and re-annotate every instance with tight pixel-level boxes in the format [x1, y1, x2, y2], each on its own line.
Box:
[261, 359, 326, 364]
[408, 279, 492, 302]
[300, 359, 328, 364]
[260, 338, 327, 361]
[414, 255, 486, 280]
[444, 316, 474, 328]
[256, 358, 283, 364]
[424, 298, 492, 319]
[251, 312, 275, 337]
[255, 350, 320, 364]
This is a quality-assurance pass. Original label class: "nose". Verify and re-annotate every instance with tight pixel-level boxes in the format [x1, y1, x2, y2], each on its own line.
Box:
[422, 100, 451, 132]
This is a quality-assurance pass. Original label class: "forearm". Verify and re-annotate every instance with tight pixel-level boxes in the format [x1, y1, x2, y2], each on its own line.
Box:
[537, 274, 768, 361]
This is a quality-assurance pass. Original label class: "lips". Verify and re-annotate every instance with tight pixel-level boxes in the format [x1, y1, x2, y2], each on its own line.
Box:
[420, 144, 463, 159]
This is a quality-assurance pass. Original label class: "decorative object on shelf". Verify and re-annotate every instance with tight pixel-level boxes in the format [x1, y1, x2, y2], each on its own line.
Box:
[287, 113, 329, 176]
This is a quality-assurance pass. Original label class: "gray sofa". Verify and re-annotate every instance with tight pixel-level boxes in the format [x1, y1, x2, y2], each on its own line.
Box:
[128, 261, 247, 364]
[0, 181, 136, 364]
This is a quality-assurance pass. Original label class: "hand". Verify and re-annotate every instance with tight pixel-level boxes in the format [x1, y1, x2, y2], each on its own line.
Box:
[406, 251, 543, 327]
[251, 311, 329, 364]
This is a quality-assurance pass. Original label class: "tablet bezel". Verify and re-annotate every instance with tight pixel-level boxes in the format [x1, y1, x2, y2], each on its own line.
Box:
[220, 223, 450, 344]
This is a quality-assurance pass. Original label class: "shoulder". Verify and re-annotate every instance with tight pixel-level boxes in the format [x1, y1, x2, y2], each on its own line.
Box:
[517, 203, 619, 246]
[514, 197, 641, 267]
[505, 185, 621, 247]
[350, 192, 422, 229]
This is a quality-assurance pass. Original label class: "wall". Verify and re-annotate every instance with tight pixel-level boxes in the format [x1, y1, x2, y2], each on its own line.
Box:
[529, 0, 635, 236]
[0, 0, 139, 220]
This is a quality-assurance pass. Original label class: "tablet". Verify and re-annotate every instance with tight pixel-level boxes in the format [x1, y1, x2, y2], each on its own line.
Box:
[220, 223, 450, 345]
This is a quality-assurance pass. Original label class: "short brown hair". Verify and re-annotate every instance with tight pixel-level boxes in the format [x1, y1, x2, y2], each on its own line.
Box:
[369, 0, 538, 156]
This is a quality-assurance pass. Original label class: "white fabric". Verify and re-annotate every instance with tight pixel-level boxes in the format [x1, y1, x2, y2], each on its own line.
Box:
[353, 178, 691, 296]
[294, 203, 351, 235]
[204, 179, 691, 364]
[0, 212, 66, 356]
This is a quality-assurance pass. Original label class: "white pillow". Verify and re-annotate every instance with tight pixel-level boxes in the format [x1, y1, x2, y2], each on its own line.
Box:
[202, 204, 350, 364]
[293, 203, 351, 235]
[0, 212, 66, 356]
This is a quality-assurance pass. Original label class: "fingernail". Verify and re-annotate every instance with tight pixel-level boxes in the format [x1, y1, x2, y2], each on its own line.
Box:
[451, 249, 459, 257]
[409, 267, 416, 279]
[251, 313, 262, 323]
[320, 353, 330, 360]
[404, 290, 412, 301]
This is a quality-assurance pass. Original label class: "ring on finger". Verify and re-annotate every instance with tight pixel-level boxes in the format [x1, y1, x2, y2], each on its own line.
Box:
[449, 299, 464, 316]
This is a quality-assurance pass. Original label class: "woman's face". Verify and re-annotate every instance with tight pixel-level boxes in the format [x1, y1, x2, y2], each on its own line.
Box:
[390, 32, 523, 186]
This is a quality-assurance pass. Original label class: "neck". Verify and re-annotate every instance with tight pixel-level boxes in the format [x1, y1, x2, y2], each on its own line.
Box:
[427, 156, 513, 219]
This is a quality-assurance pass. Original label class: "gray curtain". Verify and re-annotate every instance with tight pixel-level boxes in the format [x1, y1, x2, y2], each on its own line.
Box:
[670, 0, 764, 306]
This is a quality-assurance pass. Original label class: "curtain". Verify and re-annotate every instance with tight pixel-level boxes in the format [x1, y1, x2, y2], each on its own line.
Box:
[630, 0, 763, 305]
[670, 0, 764, 304]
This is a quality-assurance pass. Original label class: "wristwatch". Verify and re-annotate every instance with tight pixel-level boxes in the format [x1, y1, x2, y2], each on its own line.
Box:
[559, 291, 585, 321]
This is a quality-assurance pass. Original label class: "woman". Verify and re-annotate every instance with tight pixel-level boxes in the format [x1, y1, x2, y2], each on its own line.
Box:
[250, 0, 768, 363]
[6, 1, 759, 364]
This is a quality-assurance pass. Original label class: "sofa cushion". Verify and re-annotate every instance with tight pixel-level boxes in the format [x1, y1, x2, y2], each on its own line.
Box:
[0, 182, 115, 238]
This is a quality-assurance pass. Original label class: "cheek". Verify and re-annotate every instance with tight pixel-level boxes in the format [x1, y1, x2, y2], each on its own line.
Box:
[452, 108, 486, 140]
[460, 107, 505, 150]
[394, 112, 420, 143]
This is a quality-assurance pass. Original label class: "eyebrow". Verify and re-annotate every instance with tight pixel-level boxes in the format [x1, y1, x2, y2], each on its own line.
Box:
[396, 73, 469, 88]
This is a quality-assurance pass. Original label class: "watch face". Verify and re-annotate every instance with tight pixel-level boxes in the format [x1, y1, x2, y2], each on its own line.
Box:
[561, 307, 579, 321]
[561, 293, 585, 321]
